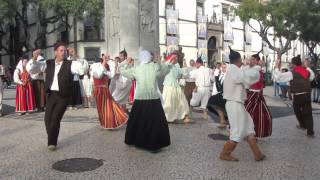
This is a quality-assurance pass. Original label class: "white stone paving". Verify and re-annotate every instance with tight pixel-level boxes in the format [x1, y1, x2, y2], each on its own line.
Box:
[0, 87, 320, 180]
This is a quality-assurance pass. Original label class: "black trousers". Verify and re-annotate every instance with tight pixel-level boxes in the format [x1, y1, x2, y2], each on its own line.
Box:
[293, 93, 314, 135]
[44, 91, 69, 146]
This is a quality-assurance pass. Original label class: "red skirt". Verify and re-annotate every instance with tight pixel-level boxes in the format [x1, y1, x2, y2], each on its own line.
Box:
[16, 83, 37, 113]
[129, 80, 136, 104]
[94, 86, 128, 129]
[245, 91, 272, 138]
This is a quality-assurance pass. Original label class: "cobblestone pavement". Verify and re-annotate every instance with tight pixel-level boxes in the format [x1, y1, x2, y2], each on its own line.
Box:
[1, 87, 320, 180]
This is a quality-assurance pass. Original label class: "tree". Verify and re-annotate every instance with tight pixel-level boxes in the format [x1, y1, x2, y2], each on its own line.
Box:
[0, 0, 104, 66]
[39, 0, 104, 50]
[236, 0, 298, 60]
[294, 0, 320, 67]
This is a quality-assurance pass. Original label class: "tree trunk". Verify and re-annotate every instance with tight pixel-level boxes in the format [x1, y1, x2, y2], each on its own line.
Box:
[73, 17, 78, 52]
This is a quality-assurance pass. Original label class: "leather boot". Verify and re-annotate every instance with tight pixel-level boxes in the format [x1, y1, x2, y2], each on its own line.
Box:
[247, 136, 266, 161]
[203, 109, 208, 120]
[219, 140, 239, 161]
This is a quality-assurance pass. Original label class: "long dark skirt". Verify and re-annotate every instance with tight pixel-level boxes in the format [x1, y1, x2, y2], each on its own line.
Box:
[69, 81, 82, 106]
[207, 93, 227, 117]
[245, 91, 272, 138]
[125, 99, 171, 151]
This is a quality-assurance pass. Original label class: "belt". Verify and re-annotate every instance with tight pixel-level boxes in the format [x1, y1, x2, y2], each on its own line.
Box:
[292, 92, 309, 96]
[94, 85, 108, 88]
[248, 89, 261, 92]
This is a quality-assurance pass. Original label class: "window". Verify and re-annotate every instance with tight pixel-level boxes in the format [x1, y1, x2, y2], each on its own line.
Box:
[197, 2, 204, 17]
[222, 4, 230, 21]
[83, 18, 101, 41]
[84, 47, 101, 62]
[166, 0, 174, 9]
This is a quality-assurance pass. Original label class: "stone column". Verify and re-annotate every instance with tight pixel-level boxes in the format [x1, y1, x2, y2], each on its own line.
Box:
[107, 0, 159, 58]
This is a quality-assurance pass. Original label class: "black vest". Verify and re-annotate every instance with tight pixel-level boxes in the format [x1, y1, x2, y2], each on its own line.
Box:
[45, 59, 73, 97]
[290, 71, 311, 94]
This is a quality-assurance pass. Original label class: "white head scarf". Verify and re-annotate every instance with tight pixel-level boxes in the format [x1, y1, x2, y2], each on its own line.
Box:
[138, 49, 153, 64]
[16, 59, 28, 72]
[16, 60, 23, 72]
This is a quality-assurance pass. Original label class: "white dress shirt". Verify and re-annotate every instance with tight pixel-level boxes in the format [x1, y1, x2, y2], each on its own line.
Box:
[190, 66, 214, 87]
[223, 64, 260, 103]
[26, 56, 46, 80]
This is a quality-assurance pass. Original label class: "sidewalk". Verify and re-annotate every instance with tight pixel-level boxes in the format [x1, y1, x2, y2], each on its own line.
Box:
[0, 87, 320, 180]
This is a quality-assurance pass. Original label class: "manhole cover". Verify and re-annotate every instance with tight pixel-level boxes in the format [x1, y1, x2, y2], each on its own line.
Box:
[208, 133, 229, 141]
[52, 158, 103, 173]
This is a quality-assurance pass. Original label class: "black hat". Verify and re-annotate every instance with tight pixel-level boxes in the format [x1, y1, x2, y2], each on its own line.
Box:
[252, 52, 260, 61]
[229, 47, 241, 63]
[291, 55, 302, 65]
[196, 57, 203, 64]
[120, 49, 127, 57]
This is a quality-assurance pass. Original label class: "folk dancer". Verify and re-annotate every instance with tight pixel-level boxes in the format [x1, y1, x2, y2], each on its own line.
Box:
[182, 59, 196, 105]
[121, 49, 172, 152]
[67, 48, 85, 109]
[91, 55, 128, 129]
[33, 42, 85, 151]
[219, 48, 265, 162]
[162, 54, 191, 123]
[190, 58, 214, 120]
[244, 53, 272, 138]
[14, 57, 37, 115]
[274, 55, 315, 137]
[26, 49, 46, 111]
[207, 63, 228, 128]
[112, 50, 132, 110]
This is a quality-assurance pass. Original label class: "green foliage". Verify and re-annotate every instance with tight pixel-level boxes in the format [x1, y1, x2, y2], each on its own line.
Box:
[39, 0, 103, 21]
[236, 0, 299, 55]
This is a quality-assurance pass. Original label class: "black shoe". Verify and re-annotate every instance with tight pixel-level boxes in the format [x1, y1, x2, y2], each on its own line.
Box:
[296, 125, 306, 130]
[307, 134, 315, 138]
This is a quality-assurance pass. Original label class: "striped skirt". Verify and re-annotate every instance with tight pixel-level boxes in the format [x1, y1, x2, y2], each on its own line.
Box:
[245, 91, 272, 138]
[93, 86, 128, 129]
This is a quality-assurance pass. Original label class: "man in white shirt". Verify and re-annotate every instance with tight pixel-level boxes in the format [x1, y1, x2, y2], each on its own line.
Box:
[219, 48, 265, 162]
[182, 59, 197, 104]
[26, 49, 46, 111]
[190, 58, 214, 119]
[30, 42, 84, 151]
[112, 50, 132, 109]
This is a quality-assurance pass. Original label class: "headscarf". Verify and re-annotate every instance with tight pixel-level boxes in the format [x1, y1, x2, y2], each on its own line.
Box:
[16, 58, 24, 72]
[138, 49, 153, 64]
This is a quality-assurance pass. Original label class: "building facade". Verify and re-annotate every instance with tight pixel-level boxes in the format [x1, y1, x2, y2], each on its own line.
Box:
[1, 0, 319, 72]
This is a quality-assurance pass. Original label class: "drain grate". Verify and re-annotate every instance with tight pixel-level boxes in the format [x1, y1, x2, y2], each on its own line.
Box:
[52, 158, 103, 173]
[208, 133, 229, 141]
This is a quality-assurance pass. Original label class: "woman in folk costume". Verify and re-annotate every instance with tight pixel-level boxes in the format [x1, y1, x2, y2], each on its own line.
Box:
[128, 58, 136, 105]
[245, 53, 272, 138]
[91, 55, 128, 129]
[162, 53, 191, 123]
[207, 63, 228, 128]
[67, 48, 84, 109]
[129, 79, 136, 104]
[220, 48, 265, 162]
[121, 49, 173, 152]
[14, 57, 37, 115]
